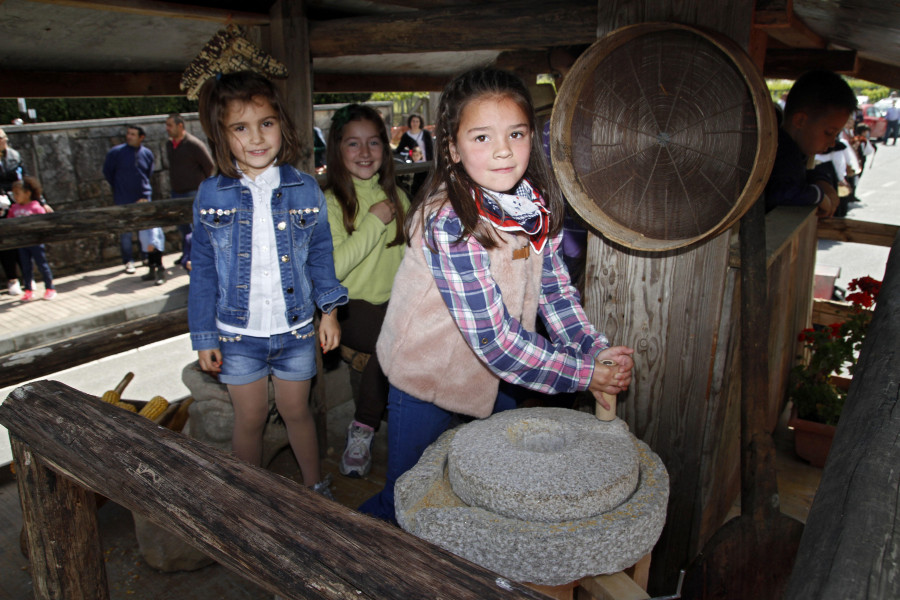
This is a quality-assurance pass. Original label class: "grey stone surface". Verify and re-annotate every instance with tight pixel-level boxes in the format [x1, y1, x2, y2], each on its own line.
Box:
[448, 407, 639, 522]
[133, 513, 215, 572]
[396, 407, 669, 587]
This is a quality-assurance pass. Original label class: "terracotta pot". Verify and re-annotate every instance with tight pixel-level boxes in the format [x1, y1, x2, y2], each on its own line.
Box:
[788, 406, 836, 468]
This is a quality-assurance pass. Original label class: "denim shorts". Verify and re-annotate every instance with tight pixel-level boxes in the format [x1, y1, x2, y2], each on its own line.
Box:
[217, 324, 317, 385]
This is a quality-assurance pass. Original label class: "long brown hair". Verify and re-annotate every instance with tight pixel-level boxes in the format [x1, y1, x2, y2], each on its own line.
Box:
[408, 67, 562, 249]
[197, 71, 301, 179]
[323, 104, 406, 247]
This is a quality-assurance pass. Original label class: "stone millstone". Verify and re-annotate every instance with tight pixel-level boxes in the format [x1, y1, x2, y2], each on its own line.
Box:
[448, 407, 639, 521]
[395, 407, 669, 586]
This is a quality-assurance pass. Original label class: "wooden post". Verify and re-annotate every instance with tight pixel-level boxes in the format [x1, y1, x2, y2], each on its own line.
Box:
[589, 1, 757, 595]
[268, 0, 326, 453]
[0, 381, 550, 600]
[12, 436, 109, 600]
[784, 231, 900, 599]
[268, 0, 315, 174]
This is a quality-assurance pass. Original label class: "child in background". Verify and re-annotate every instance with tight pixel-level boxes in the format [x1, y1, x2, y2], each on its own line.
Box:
[361, 67, 634, 523]
[322, 104, 410, 478]
[189, 71, 348, 497]
[765, 70, 858, 217]
[137, 209, 167, 285]
[7, 176, 56, 300]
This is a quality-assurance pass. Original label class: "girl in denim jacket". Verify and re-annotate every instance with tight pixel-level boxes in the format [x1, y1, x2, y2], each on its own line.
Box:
[189, 71, 348, 497]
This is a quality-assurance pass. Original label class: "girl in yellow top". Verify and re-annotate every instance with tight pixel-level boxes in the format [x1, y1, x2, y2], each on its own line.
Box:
[323, 104, 410, 478]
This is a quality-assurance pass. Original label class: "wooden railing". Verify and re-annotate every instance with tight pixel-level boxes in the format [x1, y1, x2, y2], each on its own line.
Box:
[0, 380, 547, 600]
[811, 217, 899, 327]
[784, 228, 900, 599]
[0, 161, 433, 388]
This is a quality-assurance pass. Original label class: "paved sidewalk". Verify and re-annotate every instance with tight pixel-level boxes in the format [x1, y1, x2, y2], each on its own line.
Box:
[0, 256, 189, 356]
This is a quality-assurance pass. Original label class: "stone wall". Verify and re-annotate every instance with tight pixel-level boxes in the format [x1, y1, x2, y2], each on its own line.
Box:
[4, 103, 396, 277]
[5, 114, 200, 275]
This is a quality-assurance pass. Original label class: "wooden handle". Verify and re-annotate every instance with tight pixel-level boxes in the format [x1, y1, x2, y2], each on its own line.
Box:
[595, 392, 617, 421]
[113, 372, 134, 395]
[595, 359, 618, 421]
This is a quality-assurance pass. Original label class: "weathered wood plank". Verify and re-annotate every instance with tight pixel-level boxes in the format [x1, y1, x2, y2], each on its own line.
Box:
[764, 49, 856, 79]
[817, 218, 900, 248]
[0, 70, 183, 98]
[784, 231, 900, 599]
[12, 436, 109, 600]
[30, 0, 269, 24]
[0, 197, 193, 251]
[308, 1, 597, 57]
[812, 297, 855, 327]
[585, 230, 734, 596]
[0, 167, 430, 250]
[588, 1, 756, 592]
[0, 381, 548, 600]
[0, 308, 187, 389]
[766, 207, 817, 429]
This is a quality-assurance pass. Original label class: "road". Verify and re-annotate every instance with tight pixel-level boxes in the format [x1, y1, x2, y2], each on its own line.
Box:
[816, 139, 900, 292]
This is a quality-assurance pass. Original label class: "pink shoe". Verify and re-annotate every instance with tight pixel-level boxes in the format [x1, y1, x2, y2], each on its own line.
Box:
[43, 289, 57, 300]
[22, 290, 34, 301]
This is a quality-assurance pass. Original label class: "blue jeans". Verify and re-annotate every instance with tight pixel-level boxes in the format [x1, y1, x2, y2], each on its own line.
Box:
[887, 120, 899, 144]
[120, 231, 134, 264]
[19, 245, 53, 290]
[217, 323, 317, 385]
[358, 383, 518, 524]
[171, 190, 195, 249]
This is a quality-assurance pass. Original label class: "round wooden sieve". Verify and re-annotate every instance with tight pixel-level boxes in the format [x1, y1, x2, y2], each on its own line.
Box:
[551, 22, 776, 251]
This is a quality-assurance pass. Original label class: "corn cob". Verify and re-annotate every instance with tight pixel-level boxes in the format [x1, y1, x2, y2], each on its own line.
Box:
[102, 372, 134, 403]
[138, 396, 169, 420]
[115, 402, 137, 412]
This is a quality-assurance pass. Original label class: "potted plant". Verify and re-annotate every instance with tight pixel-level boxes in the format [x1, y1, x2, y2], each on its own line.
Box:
[787, 276, 881, 467]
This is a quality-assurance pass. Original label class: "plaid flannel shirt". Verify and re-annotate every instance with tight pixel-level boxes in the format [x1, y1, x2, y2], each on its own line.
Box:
[424, 209, 609, 395]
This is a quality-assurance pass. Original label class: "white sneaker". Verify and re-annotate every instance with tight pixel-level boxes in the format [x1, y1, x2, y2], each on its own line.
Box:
[339, 421, 374, 478]
[7, 279, 21, 296]
[124, 261, 136, 274]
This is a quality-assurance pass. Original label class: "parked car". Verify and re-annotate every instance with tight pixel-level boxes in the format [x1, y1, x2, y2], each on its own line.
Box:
[859, 103, 888, 141]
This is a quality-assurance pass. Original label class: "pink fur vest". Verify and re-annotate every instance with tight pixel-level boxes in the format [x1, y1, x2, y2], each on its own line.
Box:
[376, 200, 544, 418]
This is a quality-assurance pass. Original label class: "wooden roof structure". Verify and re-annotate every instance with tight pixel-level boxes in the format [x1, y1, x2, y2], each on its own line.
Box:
[0, 0, 899, 99]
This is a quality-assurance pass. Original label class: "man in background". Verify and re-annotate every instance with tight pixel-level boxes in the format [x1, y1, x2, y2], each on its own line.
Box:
[165, 113, 214, 265]
[103, 124, 154, 274]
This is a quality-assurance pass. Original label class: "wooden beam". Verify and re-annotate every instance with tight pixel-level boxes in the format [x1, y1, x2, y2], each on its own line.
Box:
[812, 298, 856, 328]
[0, 70, 183, 98]
[0, 381, 551, 600]
[854, 56, 900, 91]
[308, 1, 597, 57]
[817, 218, 900, 248]
[0, 197, 193, 251]
[784, 234, 900, 599]
[29, 0, 270, 25]
[764, 49, 857, 79]
[0, 308, 188, 389]
[754, 0, 825, 48]
[313, 72, 448, 93]
[12, 437, 109, 600]
[269, 0, 314, 172]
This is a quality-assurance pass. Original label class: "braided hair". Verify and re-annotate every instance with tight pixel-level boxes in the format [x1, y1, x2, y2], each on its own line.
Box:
[407, 66, 562, 249]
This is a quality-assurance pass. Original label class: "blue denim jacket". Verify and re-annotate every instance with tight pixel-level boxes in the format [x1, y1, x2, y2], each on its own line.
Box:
[188, 164, 348, 351]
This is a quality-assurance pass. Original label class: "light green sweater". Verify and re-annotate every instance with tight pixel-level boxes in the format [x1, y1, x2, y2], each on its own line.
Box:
[324, 175, 410, 305]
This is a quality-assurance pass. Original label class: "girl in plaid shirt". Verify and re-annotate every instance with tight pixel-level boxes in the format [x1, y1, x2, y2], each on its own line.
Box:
[360, 67, 634, 523]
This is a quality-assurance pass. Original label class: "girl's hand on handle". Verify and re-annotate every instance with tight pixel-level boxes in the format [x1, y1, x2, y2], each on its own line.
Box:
[589, 346, 635, 410]
[319, 311, 341, 353]
[198, 349, 222, 375]
[369, 200, 396, 225]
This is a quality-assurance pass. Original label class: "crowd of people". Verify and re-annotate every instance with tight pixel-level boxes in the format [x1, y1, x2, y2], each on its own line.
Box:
[3, 60, 892, 508]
